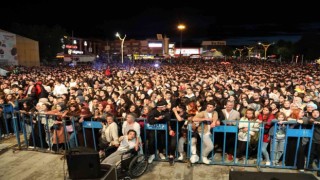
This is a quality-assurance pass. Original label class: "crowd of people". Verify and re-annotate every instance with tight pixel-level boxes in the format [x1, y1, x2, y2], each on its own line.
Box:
[0, 60, 319, 175]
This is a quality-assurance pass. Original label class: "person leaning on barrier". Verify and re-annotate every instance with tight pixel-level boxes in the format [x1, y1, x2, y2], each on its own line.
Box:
[63, 103, 81, 149]
[307, 109, 320, 176]
[236, 108, 259, 162]
[172, 105, 188, 163]
[46, 102, 68, 152]
[285, 108, 308, 172]
[220, 100, 240, 161]
[192, 101, 220, 164]
[27, 102, 49, 149]
[147, 100, 169, 164]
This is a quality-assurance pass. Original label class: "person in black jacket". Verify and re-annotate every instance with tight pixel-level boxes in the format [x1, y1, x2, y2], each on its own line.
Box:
[147, 100, 169, 164]
[307, 109, 320, 176]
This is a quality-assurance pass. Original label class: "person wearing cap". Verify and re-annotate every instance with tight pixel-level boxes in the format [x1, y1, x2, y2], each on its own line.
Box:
[147, 100, 169, 164]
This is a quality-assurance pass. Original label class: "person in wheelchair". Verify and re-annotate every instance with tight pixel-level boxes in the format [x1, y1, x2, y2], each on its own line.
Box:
[101, 129, 148, 179]
[101, 129, 138, 165]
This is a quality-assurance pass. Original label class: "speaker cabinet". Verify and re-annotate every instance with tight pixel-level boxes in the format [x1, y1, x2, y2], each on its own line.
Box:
[229, 171, 318, 180]
[67, 147, 101, 179]
[100, 164, 117, 180]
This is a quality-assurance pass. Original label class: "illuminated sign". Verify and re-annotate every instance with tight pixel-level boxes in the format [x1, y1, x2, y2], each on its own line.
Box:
[201, 41, 226, 46]
[148, 43, 163, 48]
[175, 48, 200, 56]
[72, 50, 84, 55]
[66, 45, 78, 49]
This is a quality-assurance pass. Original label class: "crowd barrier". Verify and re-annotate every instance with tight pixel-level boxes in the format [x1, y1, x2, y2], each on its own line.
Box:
[0, 106, 319, 172]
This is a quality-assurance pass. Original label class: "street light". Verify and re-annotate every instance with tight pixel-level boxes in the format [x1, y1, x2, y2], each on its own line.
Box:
[177, 24, 186, 60]
[245, 46, 254, 60]
[236, 48, 244, 59]
[258, 42, 274, 60]
[116, 32, 126, 64]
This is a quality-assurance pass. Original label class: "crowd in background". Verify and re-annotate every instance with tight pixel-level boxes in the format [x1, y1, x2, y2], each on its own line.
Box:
[0, 60, 319, 174]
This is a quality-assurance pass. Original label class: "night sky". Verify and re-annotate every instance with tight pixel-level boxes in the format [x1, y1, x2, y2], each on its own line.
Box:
[2, 2, 320, 45]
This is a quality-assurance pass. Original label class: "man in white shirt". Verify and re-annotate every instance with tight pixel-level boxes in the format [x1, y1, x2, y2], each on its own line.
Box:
[53, 79, 68, 97]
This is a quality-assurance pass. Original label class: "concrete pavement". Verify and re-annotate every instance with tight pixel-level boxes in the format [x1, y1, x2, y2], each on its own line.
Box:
[0, 136, 319, 180]
[0, 149, 319, 180]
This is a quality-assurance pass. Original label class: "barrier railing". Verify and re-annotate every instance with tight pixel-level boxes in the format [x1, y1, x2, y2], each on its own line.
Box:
[144, 123, 168, 160]
[6, 112, 320, 172]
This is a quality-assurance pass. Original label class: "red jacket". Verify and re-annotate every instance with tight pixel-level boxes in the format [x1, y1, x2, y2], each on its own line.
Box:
[258, 113, 275, 143]
[105, 69, 111, 76]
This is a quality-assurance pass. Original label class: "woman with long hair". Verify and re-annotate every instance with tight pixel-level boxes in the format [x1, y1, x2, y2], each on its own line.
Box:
[257, 106, 275, 165]
[285, 108, 308, 172]
[46, 102, 68, 152]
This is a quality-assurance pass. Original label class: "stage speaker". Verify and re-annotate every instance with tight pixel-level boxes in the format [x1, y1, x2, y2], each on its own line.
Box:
[67, 147, 101, 179]
[229, 170, 318, 180]
[100, 164, 117, 180]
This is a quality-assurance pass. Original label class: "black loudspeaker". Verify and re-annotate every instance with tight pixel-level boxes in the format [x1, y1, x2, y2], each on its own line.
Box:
[229, 171, 318, 180]
[100, 164, 117, 180]
[67, 147, 101, 179]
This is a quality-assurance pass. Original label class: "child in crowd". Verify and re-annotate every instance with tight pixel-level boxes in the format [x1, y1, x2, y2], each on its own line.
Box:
[269, 112, 287, 165]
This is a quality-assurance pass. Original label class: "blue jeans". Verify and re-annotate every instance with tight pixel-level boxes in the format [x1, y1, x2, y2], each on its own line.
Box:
[270, 139, 285, 163]
[69, 132, 77, 148]
[261, 142, 270, 162]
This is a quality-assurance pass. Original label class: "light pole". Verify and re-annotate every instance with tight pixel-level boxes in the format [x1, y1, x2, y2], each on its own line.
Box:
[236, 48, 244, 59]
[116, 32, 126, 64]
[177, 24, 186, 60]
[258, 42, 273, 60]
[245, 46, 254, 60]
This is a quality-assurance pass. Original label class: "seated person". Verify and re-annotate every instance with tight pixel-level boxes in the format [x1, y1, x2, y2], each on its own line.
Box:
[99, 114, 119, 158]
[101, 129, 138, 165]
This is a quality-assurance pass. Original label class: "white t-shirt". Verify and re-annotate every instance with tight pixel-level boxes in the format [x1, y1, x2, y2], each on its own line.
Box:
[117, 136, 137, 152]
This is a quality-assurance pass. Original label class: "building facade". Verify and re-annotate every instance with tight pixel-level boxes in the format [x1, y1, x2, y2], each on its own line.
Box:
[0, 29, 40, 66]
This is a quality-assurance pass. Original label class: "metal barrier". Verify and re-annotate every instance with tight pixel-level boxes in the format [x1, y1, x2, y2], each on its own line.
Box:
[82, 120, 102, 151]
[144, 123, 168, 160]
[211, 121, 239, 165]
[7, 113, 320, 172]
[1, 104, 14, 138]
[186, 119, 319, 171]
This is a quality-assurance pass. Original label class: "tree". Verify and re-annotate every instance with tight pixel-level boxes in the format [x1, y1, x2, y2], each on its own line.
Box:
[295, 33, 320, 60]
[274, 40, 294, 60]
